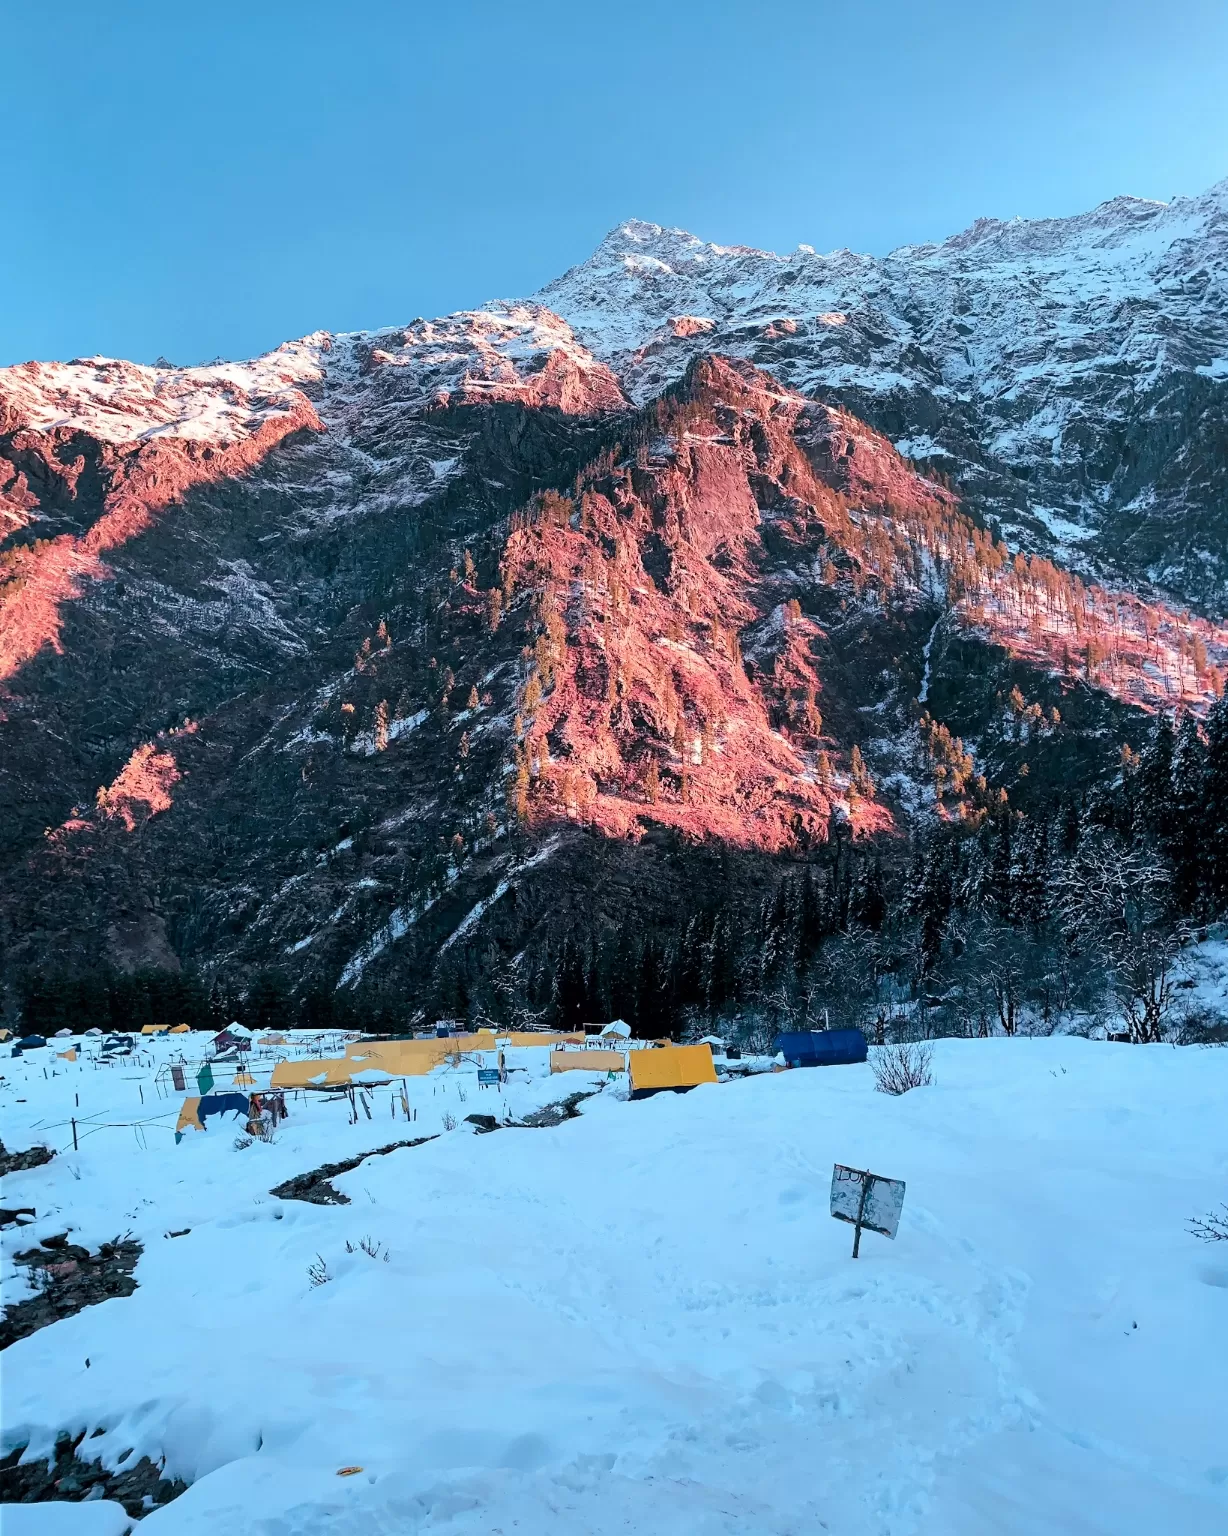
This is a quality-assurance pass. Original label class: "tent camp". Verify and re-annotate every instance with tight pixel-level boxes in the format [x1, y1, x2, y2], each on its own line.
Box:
[774, 1029, 868, 1067]
[495, 1032, 586, 1048]
[628, 1044, 718, 1100]
[270, 1032, 500, 1089]
[550, 1050, 626, 1074]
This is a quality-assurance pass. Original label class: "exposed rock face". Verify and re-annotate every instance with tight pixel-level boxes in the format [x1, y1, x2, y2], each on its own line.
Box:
[537, 184, 1228, 608]
[1, 182, 1225, 1016]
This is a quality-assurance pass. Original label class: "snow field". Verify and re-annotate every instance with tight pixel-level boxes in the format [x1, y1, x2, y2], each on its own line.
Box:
[2, 1036, 1227, 1535]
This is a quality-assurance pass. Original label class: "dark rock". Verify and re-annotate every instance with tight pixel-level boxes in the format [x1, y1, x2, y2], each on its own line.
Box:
[0, 1140, 54, 1177]
[0, 1433, 186, 1519]
[1, 1236, 142, 1349]
[270, 1136, 437, 1205]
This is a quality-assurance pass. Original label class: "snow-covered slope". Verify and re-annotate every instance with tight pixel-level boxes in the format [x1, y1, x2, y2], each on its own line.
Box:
[2, 1035, 1226, 1534]
[537, 183, 1228, 601]
[0, 340, 327, 447]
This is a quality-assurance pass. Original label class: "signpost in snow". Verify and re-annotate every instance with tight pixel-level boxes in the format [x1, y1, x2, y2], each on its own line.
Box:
[830, 1164, 905, 1257]
[477, 1069, 500, 1088]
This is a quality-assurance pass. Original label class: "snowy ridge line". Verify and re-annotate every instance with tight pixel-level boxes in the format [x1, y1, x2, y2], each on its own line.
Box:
[0, 336, 328, 446]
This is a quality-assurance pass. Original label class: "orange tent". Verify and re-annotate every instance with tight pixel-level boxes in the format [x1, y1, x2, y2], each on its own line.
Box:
[628, 1044, 717, 1099]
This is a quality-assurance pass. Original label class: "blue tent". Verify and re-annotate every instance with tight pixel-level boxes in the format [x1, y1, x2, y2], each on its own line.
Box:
[775, 1029, 868, 1067]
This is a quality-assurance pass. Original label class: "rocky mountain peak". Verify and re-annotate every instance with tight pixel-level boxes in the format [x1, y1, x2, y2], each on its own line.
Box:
[3, 176, 1228, 1020]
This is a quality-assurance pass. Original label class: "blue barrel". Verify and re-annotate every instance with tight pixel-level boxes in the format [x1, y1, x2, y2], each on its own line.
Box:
[774, 1029, 868, 1067]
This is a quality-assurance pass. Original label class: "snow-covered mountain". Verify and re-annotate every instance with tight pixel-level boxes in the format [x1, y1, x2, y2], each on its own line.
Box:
[2, 178, 1227, 1012]
[536, 182, 1228, 603]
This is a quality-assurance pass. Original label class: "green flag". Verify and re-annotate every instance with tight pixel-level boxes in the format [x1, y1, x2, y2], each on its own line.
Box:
[197, 1064, 214, 1096]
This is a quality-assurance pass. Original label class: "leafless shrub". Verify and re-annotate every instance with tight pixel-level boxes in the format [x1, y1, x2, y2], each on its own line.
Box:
[233, 1135, 253, 1151]
[307, 1254, 332, 1287]
[456, 1087, 468, 1104]
[442, 1112, 457, 1131]
[1189, 1204, 1228, 1242]
[871, 1041, 934, 1095]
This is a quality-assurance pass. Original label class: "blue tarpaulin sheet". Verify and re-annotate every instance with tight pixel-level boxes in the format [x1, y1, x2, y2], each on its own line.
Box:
[775, 1029, 868, 1067]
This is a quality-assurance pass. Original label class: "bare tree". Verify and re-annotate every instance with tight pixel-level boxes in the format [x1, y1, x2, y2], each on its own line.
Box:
[1053, 835, 1182, 1042]
[1188, 1205, 1228, 1242]
[871, 1041, 935, 1095]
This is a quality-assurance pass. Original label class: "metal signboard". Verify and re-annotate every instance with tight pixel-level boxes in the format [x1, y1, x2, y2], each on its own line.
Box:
[477, 1068, 500, 1087]
[830, 1164, 906, 1257]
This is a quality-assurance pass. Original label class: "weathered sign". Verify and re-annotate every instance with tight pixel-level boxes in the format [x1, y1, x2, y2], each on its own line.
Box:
[830, 1163, 906, 1257]
[477, 1068, 500, 1087]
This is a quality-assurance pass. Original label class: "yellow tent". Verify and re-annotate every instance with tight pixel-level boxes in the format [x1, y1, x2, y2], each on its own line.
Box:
[57, 1048, 78, 1062]
[628, 1044, 717, 1099]
[550, 1050, 626, 1073]
[170, 1024, 191, 1034]
[271, 1032, 504, 1089]
[141, 1024, 171, 1035]
[232, 1070, 256, 1087]
[176, 1097, 204, 1133]
[271, 1057, 350, 1088]
[500, 1032, 586, 1049]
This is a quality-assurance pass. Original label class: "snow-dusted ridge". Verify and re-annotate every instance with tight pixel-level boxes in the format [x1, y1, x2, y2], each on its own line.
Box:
[0, 337, 330, 446]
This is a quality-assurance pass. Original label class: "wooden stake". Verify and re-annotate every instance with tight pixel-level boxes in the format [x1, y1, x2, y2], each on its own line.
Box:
[851, 1173, 870, 1259]
[71, 1118, 78, 1152]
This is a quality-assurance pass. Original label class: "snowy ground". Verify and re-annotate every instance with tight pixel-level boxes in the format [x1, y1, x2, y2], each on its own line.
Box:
[2, 1034, 1227, 1535]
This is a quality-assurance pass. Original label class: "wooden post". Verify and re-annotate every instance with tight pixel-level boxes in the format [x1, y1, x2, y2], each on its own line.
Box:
[851, 1172, 870, 1259]
[72, 1118, 78, 1152]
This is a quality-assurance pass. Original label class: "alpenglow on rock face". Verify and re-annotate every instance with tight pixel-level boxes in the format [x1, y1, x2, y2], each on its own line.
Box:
[1, 178, 1226, 1016]
[537, 182, 1228, 607]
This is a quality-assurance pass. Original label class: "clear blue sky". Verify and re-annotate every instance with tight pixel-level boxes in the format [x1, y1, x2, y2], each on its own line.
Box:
[5, 0, 1226, 367]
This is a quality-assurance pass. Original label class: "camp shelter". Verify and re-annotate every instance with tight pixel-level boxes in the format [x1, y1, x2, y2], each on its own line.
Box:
[600, 1021, 632, 1039]
[628, 1044, 718, 1100]
[56, 1049, 78, 1062]
[170, 1024, 191, 1034]
[271, 1057, 351, 1089]
[343, 1031, 496, 1060]
[258, 1034, 288, 1046]
[141, 1024, 170, 1035]
[176, 1097, 204, 1134]
[54, 1028, 74, 1038]
[550, 1050, 626, 1073]
[271, 1032, 501, 1090]
[774, 1029, 868, 1068]
[498, 1032, 585, 1048]
[232, 1070, 256, 1087]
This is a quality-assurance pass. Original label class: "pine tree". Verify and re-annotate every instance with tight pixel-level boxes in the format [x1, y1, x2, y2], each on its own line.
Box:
[644, 757, 660, 804]
[1169, 714, 1207, 913]
[1201, 695, 1228, 911]
[1135, 714, 1175, 846]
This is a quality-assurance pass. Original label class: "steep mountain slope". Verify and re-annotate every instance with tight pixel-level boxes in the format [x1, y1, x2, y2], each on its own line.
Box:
[538, 182, 1228, 607]
[2, 181, 1227, 1022]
